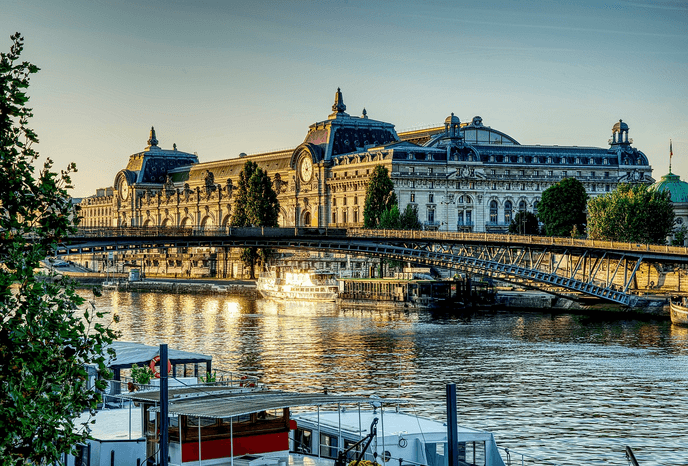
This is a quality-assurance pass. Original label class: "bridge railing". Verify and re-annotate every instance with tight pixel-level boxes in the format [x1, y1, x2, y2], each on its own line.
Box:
[70, 226, 688, 257]
[72, 226, 346, 239]
[345, 228, 688, 257]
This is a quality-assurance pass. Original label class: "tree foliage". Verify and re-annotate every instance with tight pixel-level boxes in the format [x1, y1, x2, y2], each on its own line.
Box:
[587, 183, 674, 244]
[508, 211, 540, 235]
[363, 165, 397, 229]
[379, 204, 400, 229]
[0, 33, 118, 465]
[230, 161, 280, 277]
[399, 204, 422, 230]
[230, 161, 280, 228]
[537, 177, 588, 236]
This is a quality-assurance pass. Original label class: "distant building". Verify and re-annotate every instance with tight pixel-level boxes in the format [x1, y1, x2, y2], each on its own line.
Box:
[83, 89, 653, 233]
[650, 168, 688, 244]
[77, 89, 657, 276]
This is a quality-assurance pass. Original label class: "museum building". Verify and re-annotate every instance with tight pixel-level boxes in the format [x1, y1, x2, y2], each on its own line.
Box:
[81, 89, 653, 233]
[76, 89, 656, 277]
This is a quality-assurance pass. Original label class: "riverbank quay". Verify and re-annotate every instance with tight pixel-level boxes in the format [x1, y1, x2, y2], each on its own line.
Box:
[65, 272, 258, 297]
[63, 272, 669, 317]
[493, 289, 669, 316]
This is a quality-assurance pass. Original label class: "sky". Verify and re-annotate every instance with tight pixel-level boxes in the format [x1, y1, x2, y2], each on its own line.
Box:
[2, 0, 687, 197]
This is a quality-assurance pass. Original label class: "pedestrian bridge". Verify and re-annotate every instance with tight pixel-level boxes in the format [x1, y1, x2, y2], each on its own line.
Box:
[58, 227, 688, 307]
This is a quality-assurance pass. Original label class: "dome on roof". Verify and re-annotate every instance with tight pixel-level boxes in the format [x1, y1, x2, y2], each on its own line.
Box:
[445, 113, 460, 125]
[650, 172, 688, 203]
[612, 119, 629, 133]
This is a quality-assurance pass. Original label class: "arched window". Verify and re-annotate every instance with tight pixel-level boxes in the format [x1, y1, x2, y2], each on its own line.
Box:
[533, 201, 539, 216]
[519, 200, 526, 212]
[504, 201, 513, 224]
[303, 211, 311, 227]
[489, 200, 498, 224]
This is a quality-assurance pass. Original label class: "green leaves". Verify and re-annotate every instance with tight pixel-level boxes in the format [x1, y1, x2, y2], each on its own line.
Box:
[508, 211, 540, 235]
[363, 165, 397, 229]
[230, 161, 281, 277]
[0, 33, 120, 465]
[538, 177, 588, 237]
[231, 161, 280, 228]
[587, 183, 674, 244]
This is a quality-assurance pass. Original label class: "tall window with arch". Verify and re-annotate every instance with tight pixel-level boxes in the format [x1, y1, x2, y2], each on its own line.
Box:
[519, 200, 526, 212]
[504, 200, 513, 224]
[489, 200, 498, 224]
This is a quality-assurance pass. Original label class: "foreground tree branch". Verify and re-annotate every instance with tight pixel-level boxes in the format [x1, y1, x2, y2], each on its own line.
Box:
[0, 33, 119, 465]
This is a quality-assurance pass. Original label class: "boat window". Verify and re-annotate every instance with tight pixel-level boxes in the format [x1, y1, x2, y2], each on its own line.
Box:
[424, 441, 486, 466]
[294, 428, 313, 454]
[320, 433, 339, 458]
[187, 417, 218, 428]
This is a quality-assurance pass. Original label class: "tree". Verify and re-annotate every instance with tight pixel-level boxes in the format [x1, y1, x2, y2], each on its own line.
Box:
[508, 211, 540, 235]
[0, 33, 118, 465]
[399, 204, 422, 230]
[379, 204, 401, 229]
[537, 177, 588, 236]
[363, 165, 397, 229]
[230, 160, 280, 278]
[587, 183, 674, 244]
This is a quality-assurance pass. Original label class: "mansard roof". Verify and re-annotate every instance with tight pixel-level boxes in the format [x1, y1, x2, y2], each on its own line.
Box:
[301, 89, 399, 160]
[122, 129, 198, 185]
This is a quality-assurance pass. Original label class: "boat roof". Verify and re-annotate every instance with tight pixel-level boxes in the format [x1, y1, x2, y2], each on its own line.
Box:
[149, 391, 406, 419]
[294, 409, 488, 437]
[104, 341, 212, 370]
[120, 385, 252, 402]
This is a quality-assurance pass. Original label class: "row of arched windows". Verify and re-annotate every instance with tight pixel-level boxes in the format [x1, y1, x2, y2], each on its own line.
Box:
[489, 200, 538, 225]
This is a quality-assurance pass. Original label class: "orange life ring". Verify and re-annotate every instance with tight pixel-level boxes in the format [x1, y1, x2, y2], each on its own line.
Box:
[239, 375, 247, 387]
[149, 355, 172, 379]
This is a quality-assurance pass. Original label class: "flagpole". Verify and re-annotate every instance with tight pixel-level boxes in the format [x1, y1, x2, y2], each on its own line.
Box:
[670, 139, 673, 173]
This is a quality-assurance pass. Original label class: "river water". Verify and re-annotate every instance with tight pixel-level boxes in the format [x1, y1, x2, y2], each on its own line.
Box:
[89, 290, 688, 465]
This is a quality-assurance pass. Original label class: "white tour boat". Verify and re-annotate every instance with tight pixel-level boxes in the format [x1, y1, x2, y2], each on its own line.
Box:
[257, 268, 340, 302]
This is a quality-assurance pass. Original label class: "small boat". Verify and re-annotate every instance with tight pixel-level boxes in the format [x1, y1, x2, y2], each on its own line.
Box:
[670, 297, 688, 325]
[291, 402, 506, 466]
[257, 267, 339, 302]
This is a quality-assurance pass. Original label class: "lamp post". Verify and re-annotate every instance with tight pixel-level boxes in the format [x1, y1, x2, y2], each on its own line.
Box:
[441, 195, 456, 232]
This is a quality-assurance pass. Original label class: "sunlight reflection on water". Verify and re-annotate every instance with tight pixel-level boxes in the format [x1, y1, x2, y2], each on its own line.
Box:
[87, 290, 688, 465]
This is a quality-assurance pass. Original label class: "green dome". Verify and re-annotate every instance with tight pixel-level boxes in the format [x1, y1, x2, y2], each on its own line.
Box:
[650, 171, 688, 203]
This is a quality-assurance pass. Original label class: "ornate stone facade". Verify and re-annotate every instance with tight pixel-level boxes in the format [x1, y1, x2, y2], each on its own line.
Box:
[80, 90, 654, 234]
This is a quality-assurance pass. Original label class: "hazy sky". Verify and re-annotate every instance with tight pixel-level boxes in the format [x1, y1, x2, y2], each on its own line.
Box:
[3, 0, 687, 197]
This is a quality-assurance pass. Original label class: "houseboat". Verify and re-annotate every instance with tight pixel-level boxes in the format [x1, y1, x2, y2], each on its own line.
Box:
[65, 383, 508, 466]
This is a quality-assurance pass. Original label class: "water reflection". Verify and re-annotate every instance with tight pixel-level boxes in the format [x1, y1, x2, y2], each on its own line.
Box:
[89, 291, 688, 464]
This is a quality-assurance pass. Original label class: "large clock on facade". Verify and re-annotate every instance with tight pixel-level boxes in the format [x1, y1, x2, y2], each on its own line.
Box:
[119, 179, 130, 200]
[300, 156, 313, 183]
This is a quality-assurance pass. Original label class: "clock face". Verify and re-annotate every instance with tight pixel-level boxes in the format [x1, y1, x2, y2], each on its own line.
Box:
[300, 157, 313, 183]
[120, 179, 129, 200]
